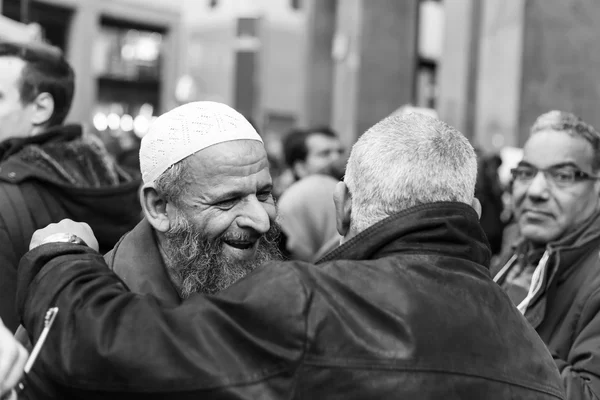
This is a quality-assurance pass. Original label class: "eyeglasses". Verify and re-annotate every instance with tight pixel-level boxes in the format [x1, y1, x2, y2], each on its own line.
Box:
[510, 165, 600, 187]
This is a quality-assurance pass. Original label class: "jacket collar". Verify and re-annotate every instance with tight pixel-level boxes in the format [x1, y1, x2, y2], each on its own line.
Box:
[319, 202, 491, 269]
[495, 209, 600, 328]
[0, 124, 82, 162]
[105, 219, 181, 306]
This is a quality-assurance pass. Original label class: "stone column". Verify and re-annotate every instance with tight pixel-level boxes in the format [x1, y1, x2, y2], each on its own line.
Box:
[332, 0, 419, 146]
[64, 0, 99, 125]
[303, 0, 337, 127]
[519, 0, 600, 143]
[474, 0, 526, 151]
[437, 0, 481, 142]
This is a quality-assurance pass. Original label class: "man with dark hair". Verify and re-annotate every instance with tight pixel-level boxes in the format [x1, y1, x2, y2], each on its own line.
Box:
[278, 127, 345, 260]
[0, 41, 141, 332]
[493, 110, 600, 399]
[282, 126, 345, 181]
[0, 41, 73, 140]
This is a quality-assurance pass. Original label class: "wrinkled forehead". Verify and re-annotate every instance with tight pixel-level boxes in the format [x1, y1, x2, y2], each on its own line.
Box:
[523, 129, 595, 169]
[191, 139, 270, 178]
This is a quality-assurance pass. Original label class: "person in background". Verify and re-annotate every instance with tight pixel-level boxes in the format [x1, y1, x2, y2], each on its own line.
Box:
[493, 110, 600, 399]
[475, 152, 506, 256]
[276, 174, 340, 261]
[0, 41, 141, 332]
[282, 126, 345, 182]
[8, 113, 564, 399]
[277, 127, 345, 260]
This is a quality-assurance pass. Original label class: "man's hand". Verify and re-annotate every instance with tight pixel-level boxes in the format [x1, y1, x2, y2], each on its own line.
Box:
[0, 319, 27, 398]
[30, 219, 99, 252]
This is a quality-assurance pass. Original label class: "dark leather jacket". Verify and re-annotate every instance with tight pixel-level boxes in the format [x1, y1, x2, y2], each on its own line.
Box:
[18, 202, 564, 399]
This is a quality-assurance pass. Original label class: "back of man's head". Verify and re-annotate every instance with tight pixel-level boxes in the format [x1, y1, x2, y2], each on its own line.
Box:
[344, 113, 477, 233]
[0, 41, 75, 127]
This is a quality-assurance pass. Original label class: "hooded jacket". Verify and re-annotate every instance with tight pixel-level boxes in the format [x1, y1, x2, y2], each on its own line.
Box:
[0, 125, 141, 332]
[493, 211, 600, 400]
[17, 202, 564, 399]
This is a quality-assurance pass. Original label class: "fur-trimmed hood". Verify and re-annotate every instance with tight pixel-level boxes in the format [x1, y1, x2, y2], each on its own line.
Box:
[0, 124, 136, 187]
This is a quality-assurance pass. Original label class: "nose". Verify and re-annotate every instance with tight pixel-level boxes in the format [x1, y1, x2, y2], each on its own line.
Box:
[526, 170, 550, 200]
[236, 197, 271, 235]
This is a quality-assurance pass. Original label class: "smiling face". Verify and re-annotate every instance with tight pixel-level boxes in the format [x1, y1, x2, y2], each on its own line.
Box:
[160, 139, 282, 297]
[176, 139, 277, 259]
[513, 130, 600, 245]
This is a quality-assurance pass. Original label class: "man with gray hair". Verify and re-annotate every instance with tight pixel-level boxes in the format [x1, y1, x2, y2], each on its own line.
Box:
[3, 113, 563, 399]
[493, 110, 600, 400]
[105, 101, 282, 301]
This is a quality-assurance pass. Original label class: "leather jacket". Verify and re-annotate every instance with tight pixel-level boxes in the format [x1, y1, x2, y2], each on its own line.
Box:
[18, 202, 564, 399]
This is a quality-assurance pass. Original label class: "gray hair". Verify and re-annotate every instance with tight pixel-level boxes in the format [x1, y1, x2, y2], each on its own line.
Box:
[344, 113, 477, 233]
[530, 110, 600, 171]
[153, 157, 194, 208]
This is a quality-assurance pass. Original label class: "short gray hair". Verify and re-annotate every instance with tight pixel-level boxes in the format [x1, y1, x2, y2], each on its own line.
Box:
[530, 110, 600, 171]
[153, 157, 194, 208]
[344, 113, 477, 233]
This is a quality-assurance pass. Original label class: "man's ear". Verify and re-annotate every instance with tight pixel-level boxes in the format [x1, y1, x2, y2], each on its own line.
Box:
[141, 187, 172, 233]
[471, 197, 482, 219]
[333, 181, 352, 237]
[30, 92, 55, 128]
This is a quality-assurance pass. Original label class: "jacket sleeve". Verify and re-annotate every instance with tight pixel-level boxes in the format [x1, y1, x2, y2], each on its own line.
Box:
[18, 244, 310, 394]
[0, 224, 19, 332]
[555, 286, 600, 399]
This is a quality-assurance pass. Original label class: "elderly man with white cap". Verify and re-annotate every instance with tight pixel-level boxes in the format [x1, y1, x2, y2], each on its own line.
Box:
[105, 101, 282, 301]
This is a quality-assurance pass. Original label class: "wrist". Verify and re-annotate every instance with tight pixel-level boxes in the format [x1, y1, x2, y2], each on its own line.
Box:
[38, 233, 89, 248]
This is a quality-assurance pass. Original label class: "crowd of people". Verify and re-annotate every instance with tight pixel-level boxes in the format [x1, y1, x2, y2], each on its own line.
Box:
[0, 38, 599, 400]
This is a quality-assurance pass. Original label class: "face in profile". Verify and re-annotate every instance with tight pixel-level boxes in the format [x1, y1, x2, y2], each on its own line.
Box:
[162, 140, 282, 298]
[0, 56, 37, 141]
[512, 130, 600, 245]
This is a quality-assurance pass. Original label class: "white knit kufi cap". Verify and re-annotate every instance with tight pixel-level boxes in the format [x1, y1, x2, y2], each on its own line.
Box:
[140, 101, 263, 188]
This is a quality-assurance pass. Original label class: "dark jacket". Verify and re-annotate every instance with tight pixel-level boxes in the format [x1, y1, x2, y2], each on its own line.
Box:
[105, 219, 181, 305]
[18, 202, 564, 399]
[21, 220, 177, 400]
[493, 211, 600, 400]
[0, 125, 141, 332]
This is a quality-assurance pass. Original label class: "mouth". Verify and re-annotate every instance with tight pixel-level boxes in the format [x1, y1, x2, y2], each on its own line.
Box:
[522, 209, 554, 220]
[223, 240, 257, 250]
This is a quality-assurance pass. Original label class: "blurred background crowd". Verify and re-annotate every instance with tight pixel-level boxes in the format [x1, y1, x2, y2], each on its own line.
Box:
[0, 0, 595, 261]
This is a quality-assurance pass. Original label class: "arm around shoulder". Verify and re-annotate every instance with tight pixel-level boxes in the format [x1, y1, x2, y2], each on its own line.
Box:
[18, 248, 311, 394]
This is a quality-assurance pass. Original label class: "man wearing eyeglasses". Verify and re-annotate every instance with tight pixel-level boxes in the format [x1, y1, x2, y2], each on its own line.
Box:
[493, 110, 600, 400]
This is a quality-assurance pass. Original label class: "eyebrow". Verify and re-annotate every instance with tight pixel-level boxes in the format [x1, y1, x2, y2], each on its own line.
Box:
[518, 161, 582, 169]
